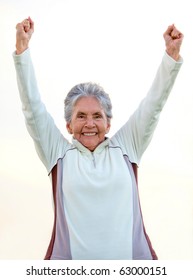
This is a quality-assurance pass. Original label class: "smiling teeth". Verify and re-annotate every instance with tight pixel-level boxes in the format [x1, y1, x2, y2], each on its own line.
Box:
[83, 133, 96, 136]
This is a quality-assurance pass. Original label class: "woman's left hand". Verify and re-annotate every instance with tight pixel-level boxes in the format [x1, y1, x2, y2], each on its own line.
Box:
[163, 24, 184, 61]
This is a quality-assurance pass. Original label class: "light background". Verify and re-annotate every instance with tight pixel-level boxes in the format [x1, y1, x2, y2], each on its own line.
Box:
[0, 0, 192, 259]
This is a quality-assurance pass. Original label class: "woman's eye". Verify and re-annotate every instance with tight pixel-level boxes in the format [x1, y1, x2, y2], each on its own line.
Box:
[77, 114, 85, 119]
[94, 114, 102, 119]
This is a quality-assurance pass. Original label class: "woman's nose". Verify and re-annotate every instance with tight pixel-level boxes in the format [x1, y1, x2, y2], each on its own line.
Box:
[85, 118, 96, 128]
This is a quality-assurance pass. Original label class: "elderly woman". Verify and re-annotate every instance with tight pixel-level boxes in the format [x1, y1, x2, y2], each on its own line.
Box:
[13, 18, 183, 260]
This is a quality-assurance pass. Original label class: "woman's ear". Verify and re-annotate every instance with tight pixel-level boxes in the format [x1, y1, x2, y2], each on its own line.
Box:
[66, 122, 73, 134]
[106, 122, 111, 134]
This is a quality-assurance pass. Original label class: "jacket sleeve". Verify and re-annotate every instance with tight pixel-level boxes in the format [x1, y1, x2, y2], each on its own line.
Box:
[13, 49, 69, 173]
[112, 52, 183, 165]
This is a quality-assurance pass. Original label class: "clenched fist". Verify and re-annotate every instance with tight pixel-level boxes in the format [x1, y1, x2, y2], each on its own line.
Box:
[15, 17, 34, 55]
[163, 24, 184, 61]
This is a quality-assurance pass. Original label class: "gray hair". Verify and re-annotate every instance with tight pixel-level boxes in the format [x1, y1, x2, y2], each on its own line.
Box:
[64, 82, 113, 123]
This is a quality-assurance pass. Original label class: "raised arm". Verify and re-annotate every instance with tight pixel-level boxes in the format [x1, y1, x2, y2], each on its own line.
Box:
[14, 18, 69, 173]
[112, 25, 184, 164]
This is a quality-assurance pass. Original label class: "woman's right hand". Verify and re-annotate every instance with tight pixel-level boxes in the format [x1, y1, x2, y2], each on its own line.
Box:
[15, 17, 34, 55]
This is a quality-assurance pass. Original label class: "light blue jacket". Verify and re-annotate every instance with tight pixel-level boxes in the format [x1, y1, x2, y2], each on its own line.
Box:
[13, 49, 182, 259]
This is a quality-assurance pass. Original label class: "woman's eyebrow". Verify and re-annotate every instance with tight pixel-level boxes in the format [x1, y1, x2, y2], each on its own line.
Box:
[76, 111, 86, 115]
[76, 111, 102, 116]
[93, 112, 102, 115]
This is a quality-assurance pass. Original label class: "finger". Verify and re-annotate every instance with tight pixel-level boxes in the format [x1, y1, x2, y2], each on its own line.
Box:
[23, 19, 30, 32]
[16, 22, 24, 32]
[171, 27, 183, 39]
[25, 16, 34, 32]
[171, 26, 178, 38]
[19, 17, 34, 33]
[164, 24, 174, 37]
[171, 30, 179, 39]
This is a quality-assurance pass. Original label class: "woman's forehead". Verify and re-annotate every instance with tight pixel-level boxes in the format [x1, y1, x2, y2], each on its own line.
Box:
[74, 96, 103, 110]
[71, 97, 107, 118]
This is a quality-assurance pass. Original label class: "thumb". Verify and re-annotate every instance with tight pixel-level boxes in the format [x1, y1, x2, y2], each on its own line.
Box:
[16, 22, 24, 32]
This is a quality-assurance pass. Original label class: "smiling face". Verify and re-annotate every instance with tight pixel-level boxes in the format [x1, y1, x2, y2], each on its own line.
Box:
[66, 96, 111, 151]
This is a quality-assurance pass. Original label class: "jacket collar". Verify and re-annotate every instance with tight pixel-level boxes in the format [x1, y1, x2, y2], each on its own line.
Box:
[72, 137, 109, 155]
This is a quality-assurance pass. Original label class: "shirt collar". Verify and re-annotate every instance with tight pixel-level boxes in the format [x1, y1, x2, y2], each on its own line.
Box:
[72, 137, 109, 154]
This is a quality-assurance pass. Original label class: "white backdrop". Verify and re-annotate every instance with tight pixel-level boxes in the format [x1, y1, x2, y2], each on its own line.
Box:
[0, 0, 192, 259]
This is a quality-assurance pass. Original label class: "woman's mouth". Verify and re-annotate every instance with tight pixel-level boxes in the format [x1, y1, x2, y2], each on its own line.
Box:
[82, 133, 97, 136]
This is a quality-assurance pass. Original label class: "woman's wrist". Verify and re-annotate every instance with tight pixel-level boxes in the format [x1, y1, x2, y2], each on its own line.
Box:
[16, 42, 29, 55]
